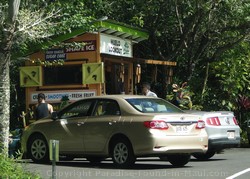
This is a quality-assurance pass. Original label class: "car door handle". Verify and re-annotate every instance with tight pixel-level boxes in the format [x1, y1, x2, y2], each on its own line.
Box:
[77, 122, 85, 126]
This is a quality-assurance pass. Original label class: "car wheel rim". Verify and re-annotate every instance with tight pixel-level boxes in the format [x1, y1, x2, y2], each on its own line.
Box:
[31, 139, 47, 160]
[113, 143, 128, 164]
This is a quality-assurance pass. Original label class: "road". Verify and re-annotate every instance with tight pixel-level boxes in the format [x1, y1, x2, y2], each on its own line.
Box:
[22, 148, 250, 179]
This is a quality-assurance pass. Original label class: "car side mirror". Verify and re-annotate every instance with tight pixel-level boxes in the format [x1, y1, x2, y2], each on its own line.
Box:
[51, 111, 58, 120]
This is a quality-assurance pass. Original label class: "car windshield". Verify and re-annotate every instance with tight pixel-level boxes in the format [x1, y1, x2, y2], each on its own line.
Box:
[126, 98, 184, 113]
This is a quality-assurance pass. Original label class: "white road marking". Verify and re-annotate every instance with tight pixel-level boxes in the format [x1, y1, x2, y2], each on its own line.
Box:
[226, 168, 250, 179]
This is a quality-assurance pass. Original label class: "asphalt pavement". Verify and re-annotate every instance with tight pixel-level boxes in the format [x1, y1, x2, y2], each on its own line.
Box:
[22, 147, 250, 179]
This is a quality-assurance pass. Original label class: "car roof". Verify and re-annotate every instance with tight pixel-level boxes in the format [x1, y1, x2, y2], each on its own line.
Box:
[83, 95, 158, 100]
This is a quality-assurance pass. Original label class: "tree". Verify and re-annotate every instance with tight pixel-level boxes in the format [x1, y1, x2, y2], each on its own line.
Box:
[90, 0, 250, 105]
[208, 42, 250, 121]
[0, 0, 21, 155]
[0, 0, 94, 155]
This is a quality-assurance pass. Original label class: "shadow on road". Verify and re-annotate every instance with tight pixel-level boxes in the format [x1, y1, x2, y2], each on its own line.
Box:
[190, 158, 226, 162]
[20, 156, 227, 170]
[21, 157, 220, 170]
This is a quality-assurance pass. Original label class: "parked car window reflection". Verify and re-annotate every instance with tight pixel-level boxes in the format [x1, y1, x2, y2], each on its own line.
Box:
[94, 100, 121, 116]
[59, 100, 93, 118]
[126, 98, 184, 113]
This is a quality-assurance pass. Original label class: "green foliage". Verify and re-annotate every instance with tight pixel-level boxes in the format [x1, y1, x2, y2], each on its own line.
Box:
[3, 0, 250, 134]
[237, 95, 250, 111]
[172, 82, 193, 110]
[29, 59, 65, 67]
[6, 0, 95, 55]
[240, 130, 249, 145]
[209, 42, 250, 111]
[91, 0, 250, 101]
[50, 0, 94, 32]
[0, 154, 41, 178]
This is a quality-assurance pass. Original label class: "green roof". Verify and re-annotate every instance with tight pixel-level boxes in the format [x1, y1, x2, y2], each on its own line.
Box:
[95, 20, 149, 42]
[23, 19, 149, 56]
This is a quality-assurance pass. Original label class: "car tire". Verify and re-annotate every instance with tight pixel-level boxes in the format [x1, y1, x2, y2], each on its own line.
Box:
[192, 150, 216, 160]
[86, 157, 105, 164]
[28, 135, 49, 163]
[167, 154, 191, 167]
[111, 139, 135, 168]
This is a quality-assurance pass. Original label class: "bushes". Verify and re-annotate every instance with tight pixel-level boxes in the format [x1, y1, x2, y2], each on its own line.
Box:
[0, 154, 41, 179]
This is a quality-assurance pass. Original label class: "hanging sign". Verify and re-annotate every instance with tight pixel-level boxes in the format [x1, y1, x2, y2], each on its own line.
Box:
[82, 62, 104, 84]
[100, 34, 132, 57]
[20, 66, 42, 87]
[45, 49, 66, 61]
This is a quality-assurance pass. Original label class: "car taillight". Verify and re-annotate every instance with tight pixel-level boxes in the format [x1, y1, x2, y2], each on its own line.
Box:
[206, 117, 221, 126]
[144, 121, 169, 130]
[196, 120, 205, 129]
[233, 117, 239, 125]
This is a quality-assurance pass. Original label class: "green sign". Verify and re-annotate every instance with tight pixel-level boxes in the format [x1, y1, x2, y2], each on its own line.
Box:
[82, 62, 104, 84]
[20, 66, 42, 87]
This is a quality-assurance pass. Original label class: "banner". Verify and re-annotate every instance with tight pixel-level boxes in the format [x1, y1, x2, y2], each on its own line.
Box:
[30, 90, 96, 103]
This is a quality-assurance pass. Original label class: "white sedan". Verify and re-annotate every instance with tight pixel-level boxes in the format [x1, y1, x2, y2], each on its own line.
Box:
[185, 110, 240, 160]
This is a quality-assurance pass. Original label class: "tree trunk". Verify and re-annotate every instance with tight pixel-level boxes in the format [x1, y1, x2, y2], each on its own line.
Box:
[0, 0, 20, 156]
[0, 53, 10, 155]
[201, 62, 209, 100]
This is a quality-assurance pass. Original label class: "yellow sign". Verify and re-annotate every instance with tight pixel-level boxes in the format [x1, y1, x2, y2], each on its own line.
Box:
[82, 63, 104, 84]
[20, 66, 42, 87]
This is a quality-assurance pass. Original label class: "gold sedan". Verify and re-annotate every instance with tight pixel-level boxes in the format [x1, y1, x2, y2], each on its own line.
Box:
[21, 95, 208, 168]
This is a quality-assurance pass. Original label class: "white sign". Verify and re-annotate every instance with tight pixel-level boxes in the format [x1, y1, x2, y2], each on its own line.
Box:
[30, 90, 96, 103]
[100, 34, 132, 57]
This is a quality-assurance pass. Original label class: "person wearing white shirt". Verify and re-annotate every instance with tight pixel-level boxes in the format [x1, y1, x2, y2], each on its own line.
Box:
[142, 83, 157, 97]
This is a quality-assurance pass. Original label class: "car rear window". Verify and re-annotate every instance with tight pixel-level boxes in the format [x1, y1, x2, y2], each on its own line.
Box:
[126, 98, 184, 113]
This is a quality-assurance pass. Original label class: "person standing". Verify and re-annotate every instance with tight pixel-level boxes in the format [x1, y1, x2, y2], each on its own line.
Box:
[142, 83, 158, 97]
[35, 93, 53, 120]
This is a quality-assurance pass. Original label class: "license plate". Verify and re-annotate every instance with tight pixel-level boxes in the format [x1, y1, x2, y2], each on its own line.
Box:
[227, 131, 235, 139]
[176, 125, 188, 133]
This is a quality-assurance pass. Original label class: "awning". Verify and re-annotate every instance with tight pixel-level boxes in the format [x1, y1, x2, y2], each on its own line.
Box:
[95, 20, 149, 43]
[101, 54, 177, 66]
